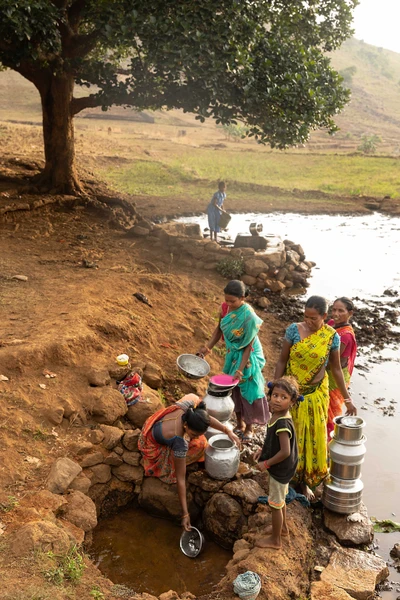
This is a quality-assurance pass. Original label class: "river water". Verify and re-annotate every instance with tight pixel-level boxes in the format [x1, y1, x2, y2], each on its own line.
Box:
[178, 211, 400, 597]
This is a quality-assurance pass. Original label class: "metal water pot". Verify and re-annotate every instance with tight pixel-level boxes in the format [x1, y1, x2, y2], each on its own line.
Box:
[203, 390, 235, 423]
[333, 416, 365, 443]
[205, 434, 240, 480]
[322, 475, 364, 514]
[328, 436, 366, 476]
[205, 420, 233, 441]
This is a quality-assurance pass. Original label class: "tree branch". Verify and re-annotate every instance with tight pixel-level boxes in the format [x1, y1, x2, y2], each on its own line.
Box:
[68, 0, 89, 31]
[71, 94, 103, 115]
[64, 30, 101, 58]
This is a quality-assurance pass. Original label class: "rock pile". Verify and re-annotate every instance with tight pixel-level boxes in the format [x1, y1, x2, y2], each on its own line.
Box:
[129, 221, 315, 296]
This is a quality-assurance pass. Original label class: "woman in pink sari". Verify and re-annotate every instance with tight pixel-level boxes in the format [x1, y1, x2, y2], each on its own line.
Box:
[327, 297, 357, 438]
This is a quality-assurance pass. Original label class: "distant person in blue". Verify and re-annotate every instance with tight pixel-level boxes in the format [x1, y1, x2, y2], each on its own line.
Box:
[207, 181, 226, 242]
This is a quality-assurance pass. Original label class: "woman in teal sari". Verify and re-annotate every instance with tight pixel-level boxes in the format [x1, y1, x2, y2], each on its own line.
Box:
[198, 280, 269, 442]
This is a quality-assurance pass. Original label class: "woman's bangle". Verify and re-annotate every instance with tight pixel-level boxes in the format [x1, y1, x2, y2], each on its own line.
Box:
[236, 369, 243, 376]
[344, 399, 352, 404]
[181, 513, 190, 519]
[264, 460, 270, 470]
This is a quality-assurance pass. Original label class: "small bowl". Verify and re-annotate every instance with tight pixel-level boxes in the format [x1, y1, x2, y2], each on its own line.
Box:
[209, 374, 239, 387]
[180, 526, 205, 558]
[177, 354, 210, 379]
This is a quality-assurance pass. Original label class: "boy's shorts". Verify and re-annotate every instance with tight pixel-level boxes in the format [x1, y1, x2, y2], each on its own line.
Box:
[268, 475, 288, 510]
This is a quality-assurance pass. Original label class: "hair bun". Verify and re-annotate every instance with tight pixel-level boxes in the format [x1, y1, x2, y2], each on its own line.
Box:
[196, 401, 207, 411]
[267, 381, 274, 389]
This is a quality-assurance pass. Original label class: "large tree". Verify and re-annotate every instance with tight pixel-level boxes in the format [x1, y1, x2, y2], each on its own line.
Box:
[0, 0, 358, 194]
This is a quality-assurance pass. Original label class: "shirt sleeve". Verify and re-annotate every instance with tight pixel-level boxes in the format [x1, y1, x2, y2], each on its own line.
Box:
[171, 436, 189, 459]
[339, 332, 355, 358]
[275, 418, 293, 438]
[331, 332, 340, 351]
[285, 323, 299, 344]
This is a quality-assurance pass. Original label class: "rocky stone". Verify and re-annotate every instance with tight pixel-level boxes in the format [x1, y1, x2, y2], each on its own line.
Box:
[61, 490, 97, 532]
[323, 503, 374, 546]
[204, 241, 220, 252]
[122, 429, 141, 451]
[114, 445, 124, 455]
[104, 452, 124, 467]
[139, 476, 195, 519]
[320, 547, 389, 600]
[112, 463, 144, 484]
[86, 369, 111, 387]
[100, 424, 124, 450]
[80, 451, 105, 468]
[230, 248, 243, 258]
[241, 274, 257, 286]
[232, 548, 251, 563]
[10, 520, 71, 556]
[85, 464, 112, 485]
[122, 451, 141, 466]
[108, 364, 131, 380]
[68, 473, 92, 494]
[259, 248, 285, 268]
[143, 362, 163, 389]
[131, 225, 150, 236]
[61, 519, 85, 547]
[159, 591, 180, 600]
[276, 267, 289, 282]
[223, 479, 264, 505]
[44, 406, 65, 425]
[257, 296, 270, 308]
[88, 477, 135, 516]
[28, 490, 68, 515]
[46, 457, 82, 494]
[84, 388, 128, 425]
[291, 243, 305, 259]
[311, 581, 354, 600]
[296, 262, 310, 273]
[59, 397, 80, 420]
[265, 279, 286, 293]
[241, 248, 256, 256]
[283, 279, 294, 288]
[88, 429, 105, 444]
[390, 543, 400, 559]
[244, 258, 267, 278]
[70, 441, 94, 456]
[188, 471, 225, 493]
[286, 249, 300, 267]
[203, 493, 246, 548]
[127, 384, 163, 428]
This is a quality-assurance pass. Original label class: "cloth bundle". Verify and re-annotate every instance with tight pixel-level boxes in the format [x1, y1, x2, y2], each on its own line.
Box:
[233, 571, 261, 600]
[117, 371, 143, 406]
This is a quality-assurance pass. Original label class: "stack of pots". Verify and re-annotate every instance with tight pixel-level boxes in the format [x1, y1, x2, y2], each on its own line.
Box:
[203, 379, 236, 440]
[322, 416, 367, 514]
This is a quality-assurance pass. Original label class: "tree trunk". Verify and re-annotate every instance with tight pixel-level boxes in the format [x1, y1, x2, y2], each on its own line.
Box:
[38, 72, 82, 194]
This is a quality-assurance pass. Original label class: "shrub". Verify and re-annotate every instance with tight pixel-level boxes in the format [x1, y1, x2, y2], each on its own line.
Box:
[357, 134, 381, 154]
[216, 257, 245, 279]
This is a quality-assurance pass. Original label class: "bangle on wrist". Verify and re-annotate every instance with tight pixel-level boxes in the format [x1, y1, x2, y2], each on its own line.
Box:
[181, 513, 190, 519]
[264, 460, 270, 470]
[344, 399, 352, 403]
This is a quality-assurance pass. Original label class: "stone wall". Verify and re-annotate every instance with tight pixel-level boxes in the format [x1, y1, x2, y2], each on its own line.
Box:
[129, 220, 315, 297]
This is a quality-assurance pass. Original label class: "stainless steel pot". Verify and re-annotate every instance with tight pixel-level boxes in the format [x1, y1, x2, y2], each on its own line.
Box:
[328, 437, 366, 468]
[205, 434, 240, 480]
[249, 222, 263, 236]
[330, 460, 362, 480]
[333, 416, 365, 443]
[205, 420, 233, 440]
[322, 475, 363, 514]
[203, 392, 235, 422]
[207, 384, 236, 397]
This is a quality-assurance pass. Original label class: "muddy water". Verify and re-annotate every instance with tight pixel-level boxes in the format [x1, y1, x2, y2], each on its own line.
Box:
[179, 212, 400, 596]
[91, 506, 231, 597]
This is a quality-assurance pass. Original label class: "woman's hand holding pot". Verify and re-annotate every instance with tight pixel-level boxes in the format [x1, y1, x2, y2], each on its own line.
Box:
[227, 430, 242, 448]
[197, 346, 210, 357]
[344, 398, 357, 416]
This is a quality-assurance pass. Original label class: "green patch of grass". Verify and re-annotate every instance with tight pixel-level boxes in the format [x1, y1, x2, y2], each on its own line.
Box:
[33, 429, 49, 441]
[90, 587, 105, 600]
[0, 496, 19, 513]
[42, 547, 85, 586]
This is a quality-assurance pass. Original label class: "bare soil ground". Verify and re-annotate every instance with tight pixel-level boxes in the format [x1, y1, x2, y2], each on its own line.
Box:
[0, 163, 285, 599]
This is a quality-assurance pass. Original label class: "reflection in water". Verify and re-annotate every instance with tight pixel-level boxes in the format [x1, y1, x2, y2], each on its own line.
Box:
[179, 212, 400, 599]
[91, 507, 231, 597]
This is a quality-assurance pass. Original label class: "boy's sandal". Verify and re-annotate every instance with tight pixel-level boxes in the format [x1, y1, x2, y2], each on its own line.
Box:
[242, 434, 253, 444]
[233, 429, 244, 437]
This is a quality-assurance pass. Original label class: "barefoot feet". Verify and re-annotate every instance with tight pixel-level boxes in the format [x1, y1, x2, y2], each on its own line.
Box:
[300, 482, 315, 502]
[255, 535, 282, 550]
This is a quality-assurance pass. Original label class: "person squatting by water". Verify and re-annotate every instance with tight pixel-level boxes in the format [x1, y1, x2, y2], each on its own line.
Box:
[253, 377, 301, 550]
[198, 279, 269, 444]
[206, 181, 226, 242]
[138, 394, 240, 531]
[274, 295, 357, 501]
[327, 297, 358, 438]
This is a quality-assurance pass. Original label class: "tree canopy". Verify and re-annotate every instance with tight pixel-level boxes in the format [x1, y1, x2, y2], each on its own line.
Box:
[0, 0, 358, 192]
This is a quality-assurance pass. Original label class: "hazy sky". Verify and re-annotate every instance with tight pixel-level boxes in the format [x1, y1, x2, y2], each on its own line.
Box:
[353, 0, 400, 54]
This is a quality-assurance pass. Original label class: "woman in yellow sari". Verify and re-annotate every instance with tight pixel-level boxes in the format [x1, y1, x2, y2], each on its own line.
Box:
[274, 296, 357, 501]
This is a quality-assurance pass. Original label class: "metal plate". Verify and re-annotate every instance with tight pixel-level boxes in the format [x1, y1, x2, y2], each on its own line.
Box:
[176, 354, 210, 379]
[179, 526, 205, 558]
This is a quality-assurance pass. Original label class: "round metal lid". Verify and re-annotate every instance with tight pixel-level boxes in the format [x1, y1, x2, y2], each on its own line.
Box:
[179, 526, 204, 558]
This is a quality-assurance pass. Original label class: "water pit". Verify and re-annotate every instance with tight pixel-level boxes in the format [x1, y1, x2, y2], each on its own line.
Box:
[92, 506, 231, 597]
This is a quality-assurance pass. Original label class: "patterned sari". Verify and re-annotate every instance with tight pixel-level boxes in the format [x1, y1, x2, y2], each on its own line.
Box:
[220, 303, 265, 403]
[286, 324, 336, 489]
[327, 324, 357, 437]
[138, 396, 207, 485]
